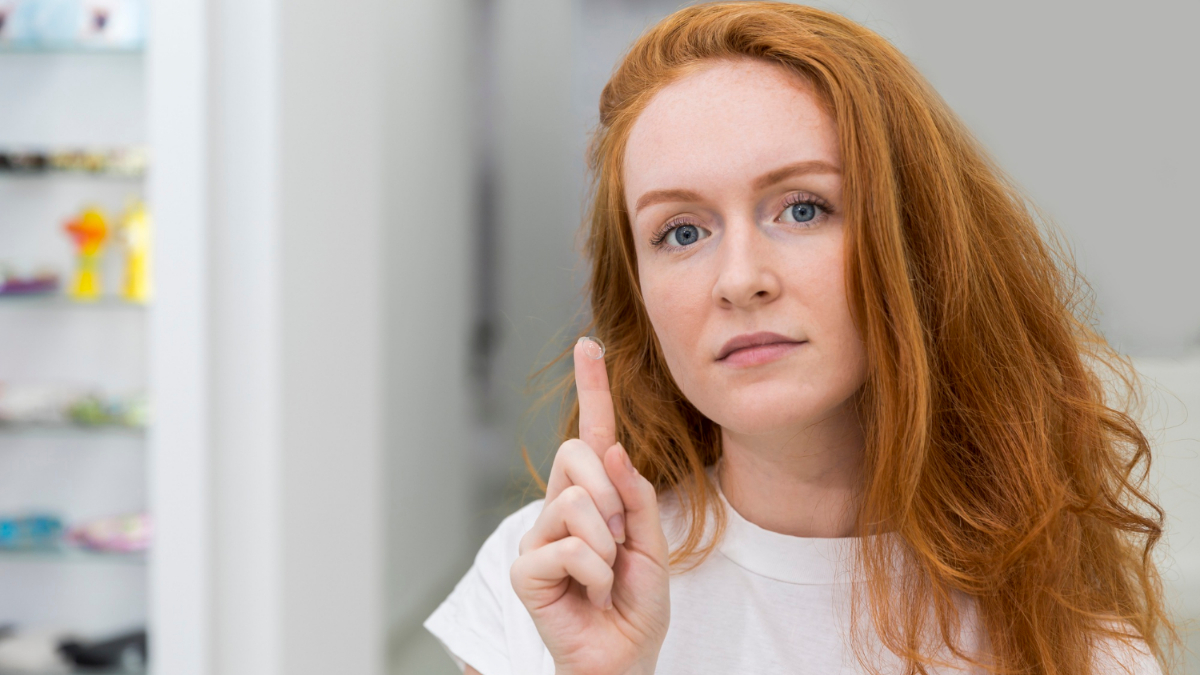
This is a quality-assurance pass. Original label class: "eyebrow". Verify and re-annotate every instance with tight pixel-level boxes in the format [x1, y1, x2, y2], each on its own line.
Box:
[632, 159, 842, 216]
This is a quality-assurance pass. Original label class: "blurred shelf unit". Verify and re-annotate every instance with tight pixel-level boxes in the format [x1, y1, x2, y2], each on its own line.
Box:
[0, 0, 151, 662]
[0, 148, 147, 179]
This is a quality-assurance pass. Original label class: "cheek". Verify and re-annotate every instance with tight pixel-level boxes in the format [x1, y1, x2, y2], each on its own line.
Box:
[800, 251, 851, 323]
[792, 246, 867, 383]
[640, 263, 712, 384]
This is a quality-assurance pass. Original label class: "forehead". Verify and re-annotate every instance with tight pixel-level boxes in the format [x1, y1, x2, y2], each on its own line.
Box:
[623, 58, 839, 207]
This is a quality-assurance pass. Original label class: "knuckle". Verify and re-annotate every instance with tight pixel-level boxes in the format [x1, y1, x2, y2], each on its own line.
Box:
[552, 440, 587, 471]
[551, 441, 573, 466]
[559, 484, 591, 511]
[561, 535, 588, 560]
[558, 438, 588, 457]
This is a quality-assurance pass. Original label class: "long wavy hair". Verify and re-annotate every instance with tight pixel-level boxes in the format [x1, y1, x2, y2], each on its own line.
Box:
[521, 2, 1175, 673]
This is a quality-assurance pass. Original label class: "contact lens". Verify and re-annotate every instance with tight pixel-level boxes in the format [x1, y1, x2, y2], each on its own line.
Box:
[578, 336, 606, 360]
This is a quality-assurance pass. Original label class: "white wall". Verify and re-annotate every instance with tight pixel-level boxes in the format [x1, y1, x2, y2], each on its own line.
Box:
[380, 0, 475, 645]
[151, 0, 475, 672]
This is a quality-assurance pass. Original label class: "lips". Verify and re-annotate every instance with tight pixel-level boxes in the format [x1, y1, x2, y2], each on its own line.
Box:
[716, 332, 805, 361]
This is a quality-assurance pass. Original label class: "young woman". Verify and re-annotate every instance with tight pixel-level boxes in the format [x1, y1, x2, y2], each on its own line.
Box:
[425, 3, 1175, 674]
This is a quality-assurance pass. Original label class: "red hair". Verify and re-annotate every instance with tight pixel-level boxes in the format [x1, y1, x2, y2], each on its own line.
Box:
[523, 3, 1176, 672]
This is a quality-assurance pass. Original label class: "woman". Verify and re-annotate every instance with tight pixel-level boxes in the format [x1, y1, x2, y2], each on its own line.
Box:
[425, 3, 1175, 674]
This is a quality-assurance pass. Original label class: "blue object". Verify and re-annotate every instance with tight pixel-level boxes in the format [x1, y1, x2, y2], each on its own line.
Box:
[0, 513, 66, 549]
[0, 0, 146, 50]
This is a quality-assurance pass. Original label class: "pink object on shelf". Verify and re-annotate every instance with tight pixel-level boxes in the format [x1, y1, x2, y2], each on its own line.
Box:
[66, 513, 151, 553]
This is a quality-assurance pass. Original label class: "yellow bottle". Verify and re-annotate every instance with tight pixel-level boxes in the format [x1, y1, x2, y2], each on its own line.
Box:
[64, 207, 109, 302]
[119, 200, 152, 303]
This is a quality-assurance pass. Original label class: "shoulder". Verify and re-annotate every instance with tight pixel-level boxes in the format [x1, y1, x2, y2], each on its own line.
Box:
[423, 499, 549, 675]
[1092, 631, 1164, 675]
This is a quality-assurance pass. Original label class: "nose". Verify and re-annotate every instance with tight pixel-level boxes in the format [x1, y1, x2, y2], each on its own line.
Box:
[711, 219, 781, 309]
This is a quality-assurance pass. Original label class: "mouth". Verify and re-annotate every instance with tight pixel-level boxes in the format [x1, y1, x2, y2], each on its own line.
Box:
[716, 332, 806, 362]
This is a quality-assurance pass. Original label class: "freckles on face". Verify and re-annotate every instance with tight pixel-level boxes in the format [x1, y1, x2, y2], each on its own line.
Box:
[623, 58, 867, 435]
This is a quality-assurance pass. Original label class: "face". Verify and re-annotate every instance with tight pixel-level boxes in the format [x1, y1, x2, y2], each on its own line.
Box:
[623, 58, 868, 438]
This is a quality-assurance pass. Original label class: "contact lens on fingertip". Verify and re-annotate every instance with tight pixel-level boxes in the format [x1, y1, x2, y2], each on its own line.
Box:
[578, 336, 606, 360]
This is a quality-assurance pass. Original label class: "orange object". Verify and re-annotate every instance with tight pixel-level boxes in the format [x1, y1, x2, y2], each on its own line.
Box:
[63, 207, 109, 300]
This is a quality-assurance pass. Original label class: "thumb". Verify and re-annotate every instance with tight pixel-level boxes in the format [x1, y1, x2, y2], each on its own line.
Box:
[603, 443, 668, 560]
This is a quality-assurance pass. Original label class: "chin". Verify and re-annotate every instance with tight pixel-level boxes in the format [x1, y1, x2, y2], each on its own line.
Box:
[696, 378, 849, 437]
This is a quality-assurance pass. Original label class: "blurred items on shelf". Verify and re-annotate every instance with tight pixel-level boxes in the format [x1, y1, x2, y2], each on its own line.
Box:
[0, 513, 63, 550]
[66, 513, 149, 553]
[0, 267, 60, 296]
[0, 148, 148, 177]
[63, 206, 106, 301]
[0, 383, 148, 428]
[60, 628, 147, 672]
[0, 199, 151, 304]
[0, 0, 146, 51]
[115, 200, 149, 303]
[66, 391, 147, 428]
[0, 511, 150, 554]
[0, 626, 147, 674]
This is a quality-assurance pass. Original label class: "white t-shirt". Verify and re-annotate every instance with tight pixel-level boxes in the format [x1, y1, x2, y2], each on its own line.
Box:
[423, 468, 1160, 675]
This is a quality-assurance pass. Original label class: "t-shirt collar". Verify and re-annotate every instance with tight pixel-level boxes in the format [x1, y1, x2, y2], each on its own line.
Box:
[705, 461, 888, 583]
[709, 463, 876, 585]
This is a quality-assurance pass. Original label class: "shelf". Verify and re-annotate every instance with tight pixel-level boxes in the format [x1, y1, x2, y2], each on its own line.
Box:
[0, 296, 146, 309]
[0, 422, 146, 438]
[0, 671, 144, 675]
[0, 149, 148, 178]
[0, 44, 143, 55]
[0, 169, 144, 181]
[0, 670, 144, 675]
[0, 546, 145, 565]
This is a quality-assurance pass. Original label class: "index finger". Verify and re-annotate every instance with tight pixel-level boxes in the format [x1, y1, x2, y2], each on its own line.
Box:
[575, 337, 617, 457]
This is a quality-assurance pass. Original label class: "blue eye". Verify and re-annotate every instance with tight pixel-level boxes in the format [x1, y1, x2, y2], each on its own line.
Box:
[652, 222, 710, 249]
[779, 197, 830, 226]
[789, 203, 817, 222]
[670, 224, 702, 246]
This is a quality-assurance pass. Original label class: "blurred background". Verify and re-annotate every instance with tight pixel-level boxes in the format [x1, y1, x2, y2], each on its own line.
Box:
[0, 0, 1194, 674]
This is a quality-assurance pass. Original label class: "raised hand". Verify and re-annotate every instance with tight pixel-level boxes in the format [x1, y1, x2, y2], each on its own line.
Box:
[510, 337, 671, 675]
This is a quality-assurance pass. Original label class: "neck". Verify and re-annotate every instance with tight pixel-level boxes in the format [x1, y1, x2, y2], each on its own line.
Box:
[716, 398, 864, 538]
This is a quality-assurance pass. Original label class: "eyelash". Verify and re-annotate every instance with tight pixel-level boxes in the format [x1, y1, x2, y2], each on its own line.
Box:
[648, 192, 835, 250]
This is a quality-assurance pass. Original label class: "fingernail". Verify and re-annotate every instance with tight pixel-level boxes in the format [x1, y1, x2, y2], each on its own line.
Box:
[608, 513, 626, 544]
[620, 444, 634, 473]
[603, 592, 613, 610]
[578, 336, 605, 360]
